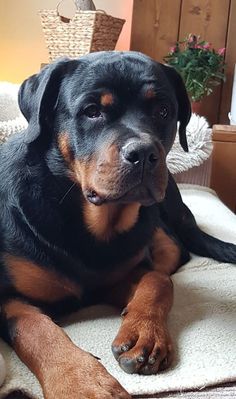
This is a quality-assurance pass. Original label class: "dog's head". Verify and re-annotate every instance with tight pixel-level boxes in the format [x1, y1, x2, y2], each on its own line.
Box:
[19, 51, 191, 207]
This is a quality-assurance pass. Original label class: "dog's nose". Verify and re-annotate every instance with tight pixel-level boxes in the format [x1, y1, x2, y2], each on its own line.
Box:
[121, 142, 159, 169]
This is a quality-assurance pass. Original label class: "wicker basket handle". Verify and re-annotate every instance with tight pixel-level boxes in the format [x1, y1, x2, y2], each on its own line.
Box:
[56, 0, 105, 23]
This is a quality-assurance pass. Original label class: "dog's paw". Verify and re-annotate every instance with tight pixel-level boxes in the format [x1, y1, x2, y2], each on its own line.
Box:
[43, 352, 131, 399]
[112, 311, 173, 375]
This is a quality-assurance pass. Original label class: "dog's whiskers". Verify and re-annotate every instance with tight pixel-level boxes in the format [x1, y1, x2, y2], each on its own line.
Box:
[59, 183, 76, 204]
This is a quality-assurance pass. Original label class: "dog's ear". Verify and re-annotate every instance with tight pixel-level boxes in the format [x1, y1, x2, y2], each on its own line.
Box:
[160, 64, 191, 152]
[18, 58, 77, 149]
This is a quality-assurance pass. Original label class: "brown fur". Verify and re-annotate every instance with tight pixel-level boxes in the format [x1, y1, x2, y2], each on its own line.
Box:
[2, 299, 130, 399]
[59, 138, 167, 208]
[111, 270, 173, 374]
[72, 144, 121, 194]
[100, 93, 114, 107]
[4, 254, 82, 302]
[104, 228, 178, 374]
[58, 133, 73, 164]
[72, 158, 96, 188]
[83, 202, 140, 241]
[151, 228, 181, 275]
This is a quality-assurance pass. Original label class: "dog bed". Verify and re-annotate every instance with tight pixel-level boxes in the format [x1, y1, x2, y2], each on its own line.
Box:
[0, 82, 27, 143]
[0, 185, 235, 398]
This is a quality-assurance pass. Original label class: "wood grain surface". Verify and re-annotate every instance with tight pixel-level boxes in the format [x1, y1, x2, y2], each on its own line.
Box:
[131, 0, 235, 126]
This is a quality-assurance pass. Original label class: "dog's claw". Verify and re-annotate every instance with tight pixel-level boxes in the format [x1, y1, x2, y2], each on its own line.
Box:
[121, 344, 130, 352]
[119, 357, 138, 374]
[148, 356, 156, 365]
[137, 355, 145, 363]
[112, 343, 130, 360]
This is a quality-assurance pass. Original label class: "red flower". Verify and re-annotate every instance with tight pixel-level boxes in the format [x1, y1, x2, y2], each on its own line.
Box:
[218, 47, 225, 56]
[169, 46, 176, 54]
[203, 43, 211, 50]
[188, 34, 195, 43]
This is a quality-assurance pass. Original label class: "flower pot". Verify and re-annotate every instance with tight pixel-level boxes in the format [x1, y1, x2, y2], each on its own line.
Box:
[191, 101, 202, 114]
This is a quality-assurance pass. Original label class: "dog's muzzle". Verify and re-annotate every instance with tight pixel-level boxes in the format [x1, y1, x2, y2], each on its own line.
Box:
[121, 141, 159, 172]
[85, 137, 167, 206]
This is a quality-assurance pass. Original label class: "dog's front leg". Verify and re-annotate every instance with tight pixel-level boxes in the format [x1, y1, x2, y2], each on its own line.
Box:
[1, 299, 131, 399]
[111, 228, 181, 375]
[111, 270, 173, 375]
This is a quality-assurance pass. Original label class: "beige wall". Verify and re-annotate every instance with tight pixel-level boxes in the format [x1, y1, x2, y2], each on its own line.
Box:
[0, 0, 133, 83]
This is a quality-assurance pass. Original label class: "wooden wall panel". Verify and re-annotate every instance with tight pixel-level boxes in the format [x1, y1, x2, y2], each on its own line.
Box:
[178, 0, 230, 125]
[131, 0, 235, 126]
[210, 125, 236, 212]
[178, 0, 230, 46]
[130, 0, 181, 62]
[219, 0, 236, 124]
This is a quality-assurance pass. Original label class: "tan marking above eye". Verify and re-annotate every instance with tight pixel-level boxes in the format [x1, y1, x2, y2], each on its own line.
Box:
[100, 93, 114, 106]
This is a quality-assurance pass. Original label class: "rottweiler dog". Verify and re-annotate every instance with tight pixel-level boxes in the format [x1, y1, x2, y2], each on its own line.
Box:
[0, 51, 236, 399]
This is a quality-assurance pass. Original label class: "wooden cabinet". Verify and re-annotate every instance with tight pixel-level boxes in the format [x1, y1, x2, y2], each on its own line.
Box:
[210, 125, 236, 212]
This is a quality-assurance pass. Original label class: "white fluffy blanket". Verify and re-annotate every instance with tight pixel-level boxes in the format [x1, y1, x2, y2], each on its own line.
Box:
[167, 115, 212, 174]
[0, 185, 236, 398]
[0, 82, 27, 144]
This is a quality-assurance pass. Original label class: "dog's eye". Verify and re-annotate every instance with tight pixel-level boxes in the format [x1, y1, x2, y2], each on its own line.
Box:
[84, 104, 102, 119]
[159, 104, 169, 119]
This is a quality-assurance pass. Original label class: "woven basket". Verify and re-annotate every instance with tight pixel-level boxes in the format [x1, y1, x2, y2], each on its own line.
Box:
[39, 1, 125, 62]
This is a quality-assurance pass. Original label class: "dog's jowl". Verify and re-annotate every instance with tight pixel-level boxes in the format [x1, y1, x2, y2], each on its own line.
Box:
[0, 51, 236, 399]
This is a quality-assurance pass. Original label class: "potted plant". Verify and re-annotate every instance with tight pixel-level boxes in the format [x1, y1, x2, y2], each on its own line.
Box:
[163, 34, 226, 113]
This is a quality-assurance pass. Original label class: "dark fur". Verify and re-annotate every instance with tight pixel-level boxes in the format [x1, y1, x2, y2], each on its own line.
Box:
[0, 51, 236, 342]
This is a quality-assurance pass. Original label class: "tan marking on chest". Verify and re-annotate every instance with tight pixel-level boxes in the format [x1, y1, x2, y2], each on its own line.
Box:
[83, 202, 140, 241]
[4, 254, 82, 302]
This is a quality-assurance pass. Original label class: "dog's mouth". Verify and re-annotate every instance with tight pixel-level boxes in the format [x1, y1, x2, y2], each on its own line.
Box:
[84, 181, 166, 206]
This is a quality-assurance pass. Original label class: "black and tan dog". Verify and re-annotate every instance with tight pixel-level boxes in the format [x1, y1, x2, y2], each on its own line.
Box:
[0, 51, 236, 398]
